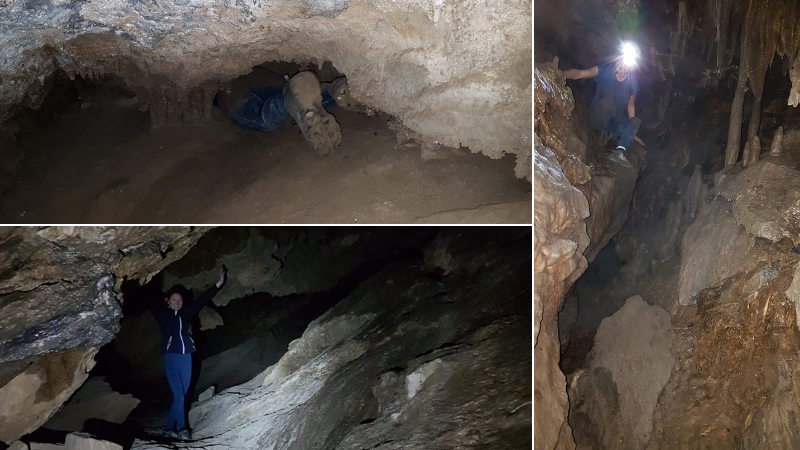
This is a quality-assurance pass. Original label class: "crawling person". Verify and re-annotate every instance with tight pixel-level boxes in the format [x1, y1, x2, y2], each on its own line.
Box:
[562, 41, 644, 167]
[215, 67, 362, 156]
[152, 265, 227, 440]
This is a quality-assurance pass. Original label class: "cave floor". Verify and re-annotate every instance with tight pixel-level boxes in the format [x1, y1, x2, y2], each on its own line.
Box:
[0, 93, 531, 224]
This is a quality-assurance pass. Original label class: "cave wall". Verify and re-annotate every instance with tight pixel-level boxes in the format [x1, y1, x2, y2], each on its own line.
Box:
[130, 227, 531, 449]
[534, 52, 641, 448]
[0, 226, 210, 444]
[0, 0, 532, 178]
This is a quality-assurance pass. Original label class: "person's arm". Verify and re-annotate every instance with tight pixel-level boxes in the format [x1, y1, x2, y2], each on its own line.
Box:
[183, 265, 227, 318]
[564, 66, 599, 80]
[627, 94, 636, 118]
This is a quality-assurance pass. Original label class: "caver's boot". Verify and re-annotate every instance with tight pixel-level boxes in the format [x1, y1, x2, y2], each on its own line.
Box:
[283, 71, 342, 156]
[326, 76, 364, 111]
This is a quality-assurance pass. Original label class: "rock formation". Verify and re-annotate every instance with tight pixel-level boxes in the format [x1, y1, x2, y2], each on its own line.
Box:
[569, 296, 674, 449]
[534, 58, 640, 450]
[44, 377, 140, 432]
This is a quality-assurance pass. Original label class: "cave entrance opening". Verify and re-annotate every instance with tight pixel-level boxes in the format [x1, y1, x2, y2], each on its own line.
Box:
[0, 60, 531, 224]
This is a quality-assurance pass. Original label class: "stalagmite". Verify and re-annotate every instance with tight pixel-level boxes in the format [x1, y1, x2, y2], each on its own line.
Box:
[742, 141, 752, 167]
[749, 135, 761, 165]
[771, 126, 784, 155]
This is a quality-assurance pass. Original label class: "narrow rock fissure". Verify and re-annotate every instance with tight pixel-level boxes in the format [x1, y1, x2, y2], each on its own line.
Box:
[535, 0, 800, 447]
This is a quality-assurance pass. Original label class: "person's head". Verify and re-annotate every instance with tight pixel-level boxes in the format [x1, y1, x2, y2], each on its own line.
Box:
[165, 285, 190, 311]
[614, 66, 629, 82]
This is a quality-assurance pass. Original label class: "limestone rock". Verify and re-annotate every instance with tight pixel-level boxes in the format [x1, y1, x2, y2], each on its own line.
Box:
[534, 136, 588, 450]
[771, 126, 784, 156]
[30, 444, 64, 450]
[715, 160, 800, 244]
[8, 441, 28, 450]
[44, 377, 140, 432]
[65, 433, 122, 450]
[0, 227, 208, 364]
[198, 307, 224, 331]
[198, 386, 215, 403]
[678, 199, 771, 305]
[0, 347, 97, 444]
[569, 296, 674, 450]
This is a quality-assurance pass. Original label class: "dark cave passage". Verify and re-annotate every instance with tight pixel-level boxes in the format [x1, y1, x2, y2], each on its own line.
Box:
[1, 226, 532, 450]
[0, 61, 531, 225]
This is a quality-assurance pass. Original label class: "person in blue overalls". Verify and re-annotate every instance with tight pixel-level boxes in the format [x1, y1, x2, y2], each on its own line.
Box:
[152, 265, 227, 439]
[216, 67, 363, 156]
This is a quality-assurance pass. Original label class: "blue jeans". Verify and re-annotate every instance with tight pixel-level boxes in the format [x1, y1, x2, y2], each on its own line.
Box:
[227, 86, 335, 132]
[605, 116, 641, 149]
[590, 96, 641, 150]
[164, 352, 192, 431]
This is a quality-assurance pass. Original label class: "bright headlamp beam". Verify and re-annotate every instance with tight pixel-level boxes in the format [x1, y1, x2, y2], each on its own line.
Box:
[621, 41, 638, 67]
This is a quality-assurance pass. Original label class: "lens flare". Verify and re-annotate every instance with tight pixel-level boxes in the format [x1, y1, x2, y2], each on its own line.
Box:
[621, 41, 639, 67]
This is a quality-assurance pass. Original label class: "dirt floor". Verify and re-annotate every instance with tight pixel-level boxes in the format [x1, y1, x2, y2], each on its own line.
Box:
[0, 88, 531, 224]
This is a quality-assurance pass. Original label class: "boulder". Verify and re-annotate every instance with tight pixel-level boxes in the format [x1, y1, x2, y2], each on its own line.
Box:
[716, 160, 800, 244]
[569, 296, 674, 449]
[65, 433, 122, 450]
[678, 199, 771, 305]
[0, 347, 98, 444]
[45, 377, 140, 432]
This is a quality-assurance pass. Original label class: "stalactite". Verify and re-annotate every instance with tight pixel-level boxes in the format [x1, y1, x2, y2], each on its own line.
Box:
[770, 126, 784, 155]
[706, 0, 800, 166]
[724, 0, 753, 167]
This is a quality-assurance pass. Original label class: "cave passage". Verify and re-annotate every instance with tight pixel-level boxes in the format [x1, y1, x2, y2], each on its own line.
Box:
[1, 226, 532, 450]
[535, 0, 800, 447]
[0, 61, 531, 224]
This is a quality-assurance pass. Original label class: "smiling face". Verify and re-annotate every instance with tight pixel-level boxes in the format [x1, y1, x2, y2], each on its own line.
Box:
[166, 293, 183, 311]
[614, 67, 628, 82]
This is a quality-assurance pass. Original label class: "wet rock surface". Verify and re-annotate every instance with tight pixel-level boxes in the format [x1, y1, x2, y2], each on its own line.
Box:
[534, 59, 639, 450]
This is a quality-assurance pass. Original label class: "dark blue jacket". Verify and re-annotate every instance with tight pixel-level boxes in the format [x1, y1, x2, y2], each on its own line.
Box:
[152, 284, 220, 355]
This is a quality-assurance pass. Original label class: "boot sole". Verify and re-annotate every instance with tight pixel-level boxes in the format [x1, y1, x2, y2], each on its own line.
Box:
[284, 72, 342, 156]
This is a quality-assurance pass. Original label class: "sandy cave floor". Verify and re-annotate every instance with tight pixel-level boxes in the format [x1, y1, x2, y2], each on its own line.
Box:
[0, 90, 531, 224]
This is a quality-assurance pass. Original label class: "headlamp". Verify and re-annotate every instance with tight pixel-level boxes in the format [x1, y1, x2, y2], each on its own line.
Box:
[620, 41, 639, 68]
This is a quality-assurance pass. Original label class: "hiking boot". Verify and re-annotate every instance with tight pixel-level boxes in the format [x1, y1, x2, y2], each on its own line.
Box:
[609, 146, 633, 167]
[327, 77, 363, 111]
[177, 429, 191, 440]
[283, 71, 342, 156]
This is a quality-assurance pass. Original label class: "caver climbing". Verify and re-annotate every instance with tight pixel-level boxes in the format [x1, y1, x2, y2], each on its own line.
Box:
[216, 69, 362, 156]
[562, 41, 644, 167]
